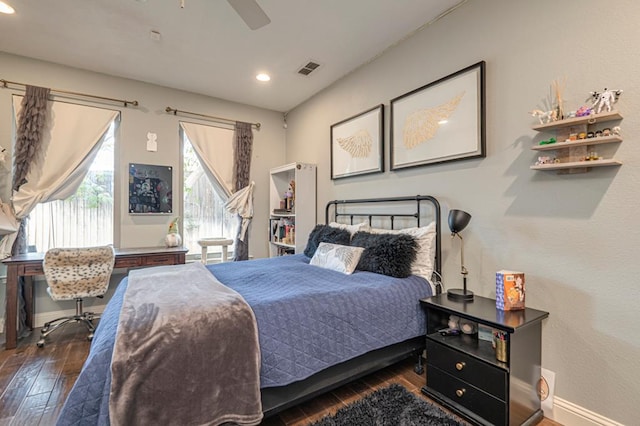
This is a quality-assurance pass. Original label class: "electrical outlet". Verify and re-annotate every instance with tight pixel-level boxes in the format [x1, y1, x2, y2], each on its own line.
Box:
[0, 317, 5, 334]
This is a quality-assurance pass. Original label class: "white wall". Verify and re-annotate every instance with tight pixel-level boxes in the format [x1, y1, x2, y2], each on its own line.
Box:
[0, 52, 285, 322]
[285, 0, 640, 423]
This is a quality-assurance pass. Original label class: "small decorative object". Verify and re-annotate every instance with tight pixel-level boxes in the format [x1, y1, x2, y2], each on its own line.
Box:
[494, 331, 508, 362]
[590, 87, 623, 114]
[578, 132, 587, 140]
[538, 137, 556, 145]
[583, 152, 601, 161]
[552, 78, 566, 119]
[448, 315, 460, 330]
[587, 131, 595, 138]
[568, 111, 577, 118]
[530, 109, 557, 124]
[594, 130, 603, 138]
[496, 270, 525, 311]
[459, 318, 477, 335]
[612, 126, 621, 135]
[165, 217, 182, 247]
[446, 209, 473, 302]
[569, 133, 578, 141]
[535, 156, 551, 166]
[0, 145, 6, 167]
[602, 127, 611, 136]
[575, 105, 593, 117]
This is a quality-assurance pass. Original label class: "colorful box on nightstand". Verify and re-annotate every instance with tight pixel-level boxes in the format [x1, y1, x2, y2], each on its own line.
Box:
[496, 270, 525, 311]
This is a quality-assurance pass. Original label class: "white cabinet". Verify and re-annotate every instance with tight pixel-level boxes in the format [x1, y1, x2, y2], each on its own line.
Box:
[530, 110, 623, 173]
[269, 163, 316, 257]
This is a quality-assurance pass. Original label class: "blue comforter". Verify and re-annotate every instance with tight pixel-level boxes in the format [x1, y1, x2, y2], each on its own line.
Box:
[58, 255, 432, 425]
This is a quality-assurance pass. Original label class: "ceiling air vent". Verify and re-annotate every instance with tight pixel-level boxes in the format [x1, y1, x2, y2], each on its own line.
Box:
[297, 60, 321, 76]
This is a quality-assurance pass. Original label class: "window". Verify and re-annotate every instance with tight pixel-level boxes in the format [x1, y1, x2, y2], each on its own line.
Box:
[27, 122, 115, 251]
[183, 135, 236, 260]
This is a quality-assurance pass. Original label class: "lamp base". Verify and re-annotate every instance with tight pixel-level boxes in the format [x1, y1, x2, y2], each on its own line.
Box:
[447, 288, 474, 302]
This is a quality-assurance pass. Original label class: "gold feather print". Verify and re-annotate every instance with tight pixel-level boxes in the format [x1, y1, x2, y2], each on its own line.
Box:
[337, 129, 373, 158]
[403, 92, 465, 149]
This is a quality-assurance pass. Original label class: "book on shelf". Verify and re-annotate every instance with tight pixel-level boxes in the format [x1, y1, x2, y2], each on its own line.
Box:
[273, 208, 292, 214]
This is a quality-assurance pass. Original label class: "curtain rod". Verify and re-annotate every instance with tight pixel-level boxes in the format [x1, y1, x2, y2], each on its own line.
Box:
[165, 106, 261, 130]
[1, 78, 139, 107]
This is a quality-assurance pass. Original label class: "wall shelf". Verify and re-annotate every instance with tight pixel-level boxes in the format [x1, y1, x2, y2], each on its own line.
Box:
[531, 110, 622, 131]
[530, 159, 622, 171]
[530, 110, 623, 174]
[531, 135, 622, 151]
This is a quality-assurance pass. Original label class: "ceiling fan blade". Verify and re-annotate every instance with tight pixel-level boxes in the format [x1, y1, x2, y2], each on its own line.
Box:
[227, 0, 271, 30]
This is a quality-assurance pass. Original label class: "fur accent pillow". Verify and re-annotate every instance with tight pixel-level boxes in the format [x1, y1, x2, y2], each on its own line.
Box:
[310, 242, 365, 275]
[350, 231, 418, 278]
[369, 222, 436, 281]
[304, 224, 352, 258]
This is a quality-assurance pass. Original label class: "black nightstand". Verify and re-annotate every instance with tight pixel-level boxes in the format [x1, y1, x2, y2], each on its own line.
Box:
[420, 294, 549, 426]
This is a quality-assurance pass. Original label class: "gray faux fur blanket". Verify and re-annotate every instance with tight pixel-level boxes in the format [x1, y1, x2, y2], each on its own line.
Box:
[109, 262, 262, 426]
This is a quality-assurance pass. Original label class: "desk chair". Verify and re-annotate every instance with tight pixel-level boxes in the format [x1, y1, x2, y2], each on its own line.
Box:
[37, 245, 115, 348]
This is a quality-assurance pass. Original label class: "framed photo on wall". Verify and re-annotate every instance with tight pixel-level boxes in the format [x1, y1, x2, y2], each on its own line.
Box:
[128, 163, 173, 214]
[390, 61, 485, 170]
[331, 104, 384, 179]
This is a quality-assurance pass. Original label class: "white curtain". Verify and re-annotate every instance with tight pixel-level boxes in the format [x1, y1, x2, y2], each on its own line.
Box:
[224, 181, 254, 241]
[0, 98, 118, 258]
[180, 121, 234, 199]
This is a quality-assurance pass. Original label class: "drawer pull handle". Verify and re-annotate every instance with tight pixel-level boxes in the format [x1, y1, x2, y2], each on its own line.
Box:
[455, 362, 465, 371]
[455, 388, 466, 398]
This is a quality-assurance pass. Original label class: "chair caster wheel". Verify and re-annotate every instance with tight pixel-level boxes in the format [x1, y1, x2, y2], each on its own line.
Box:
[414, 365, 424, 375]
[87, 334, 94, 342]
[37, 339, 45, 348]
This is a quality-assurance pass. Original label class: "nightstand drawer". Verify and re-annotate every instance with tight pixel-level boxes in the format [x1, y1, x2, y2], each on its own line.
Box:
[426, 338, 507, 400]
[142, 254, 177, 266]
[427, 365, 507, 426]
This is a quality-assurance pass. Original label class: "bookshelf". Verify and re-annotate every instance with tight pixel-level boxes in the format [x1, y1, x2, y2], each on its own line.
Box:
[269, 163, 316, 257]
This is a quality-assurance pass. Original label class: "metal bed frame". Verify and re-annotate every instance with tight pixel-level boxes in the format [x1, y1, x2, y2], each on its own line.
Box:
[262, 195, 442, 417]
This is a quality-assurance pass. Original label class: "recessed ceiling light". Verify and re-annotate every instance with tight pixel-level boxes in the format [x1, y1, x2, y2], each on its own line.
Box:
[256, 73, 271, 82]
[0, 1, 15, 14]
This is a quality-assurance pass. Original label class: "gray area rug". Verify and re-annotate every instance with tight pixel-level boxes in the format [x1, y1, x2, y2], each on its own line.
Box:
[310, 384, 465, 426]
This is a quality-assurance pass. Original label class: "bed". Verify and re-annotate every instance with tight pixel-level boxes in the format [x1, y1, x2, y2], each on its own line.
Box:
[57, 195, 442, 425]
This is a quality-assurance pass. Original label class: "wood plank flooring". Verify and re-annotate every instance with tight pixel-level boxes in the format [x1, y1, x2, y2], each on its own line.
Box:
[1, 326, 563, 425]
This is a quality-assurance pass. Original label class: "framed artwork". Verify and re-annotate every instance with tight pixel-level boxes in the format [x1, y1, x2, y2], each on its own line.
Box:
[390, 61, 485, 170]
[128, 163, 173, 214]
[331, 104, 384, 179]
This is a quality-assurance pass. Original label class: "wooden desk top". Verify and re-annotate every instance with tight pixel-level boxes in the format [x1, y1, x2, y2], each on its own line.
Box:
[2, 246, 188, 264]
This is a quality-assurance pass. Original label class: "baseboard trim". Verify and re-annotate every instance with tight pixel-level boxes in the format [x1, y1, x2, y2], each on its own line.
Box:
[35, 306, 107, 328]
[550, 397, 624, 426]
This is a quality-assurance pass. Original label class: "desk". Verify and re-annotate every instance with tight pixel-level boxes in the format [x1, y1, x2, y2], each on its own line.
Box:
[2, 246, 187, 350]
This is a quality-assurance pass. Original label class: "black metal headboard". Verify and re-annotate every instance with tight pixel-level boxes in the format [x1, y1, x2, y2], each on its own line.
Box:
[325, 195, 442, 291]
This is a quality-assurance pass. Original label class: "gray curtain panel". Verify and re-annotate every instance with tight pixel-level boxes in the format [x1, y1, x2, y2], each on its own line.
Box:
[232, 122, 253, 261]
[11, 85, 51, 339]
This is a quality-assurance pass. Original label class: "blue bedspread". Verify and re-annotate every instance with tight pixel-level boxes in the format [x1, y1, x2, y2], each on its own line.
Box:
[58, 255, 431, 425]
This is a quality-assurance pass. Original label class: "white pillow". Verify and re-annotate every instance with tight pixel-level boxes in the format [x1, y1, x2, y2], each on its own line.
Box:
[369, 221, 436, 281]
[328, 221, 370, 236]
[310, 242, 364, 275]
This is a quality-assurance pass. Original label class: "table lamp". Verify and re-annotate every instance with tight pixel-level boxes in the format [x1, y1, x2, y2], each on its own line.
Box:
[447, 209, 473, 301]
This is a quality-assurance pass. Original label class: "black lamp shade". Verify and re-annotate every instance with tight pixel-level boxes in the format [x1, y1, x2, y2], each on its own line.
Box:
[448, 209, 471, 234]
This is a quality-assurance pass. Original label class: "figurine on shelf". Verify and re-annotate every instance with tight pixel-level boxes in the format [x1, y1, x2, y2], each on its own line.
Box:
[583, 152, 601, 161]
[530, 109, 557, 124]
[535, 156, 555, 165]
[612, 126, 621, 136]
[590, 88, 623, 114]
[539, 137, 556, 145]
[575, 105, 593, 117]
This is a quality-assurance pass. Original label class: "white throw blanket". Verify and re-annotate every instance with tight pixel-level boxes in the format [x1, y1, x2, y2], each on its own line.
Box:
[109, 262, 262, 426]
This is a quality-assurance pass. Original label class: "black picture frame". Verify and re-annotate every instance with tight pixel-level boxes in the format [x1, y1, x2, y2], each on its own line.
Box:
[128, 163, 173, 214]
[390, 61, 486, 170]
[330, 104, 384, 179]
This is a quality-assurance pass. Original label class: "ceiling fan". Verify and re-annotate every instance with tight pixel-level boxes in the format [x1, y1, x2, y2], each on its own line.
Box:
[227, 0, 271, 30]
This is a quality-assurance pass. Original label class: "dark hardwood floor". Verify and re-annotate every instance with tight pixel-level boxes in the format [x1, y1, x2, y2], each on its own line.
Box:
[0, 325, 562, 426]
